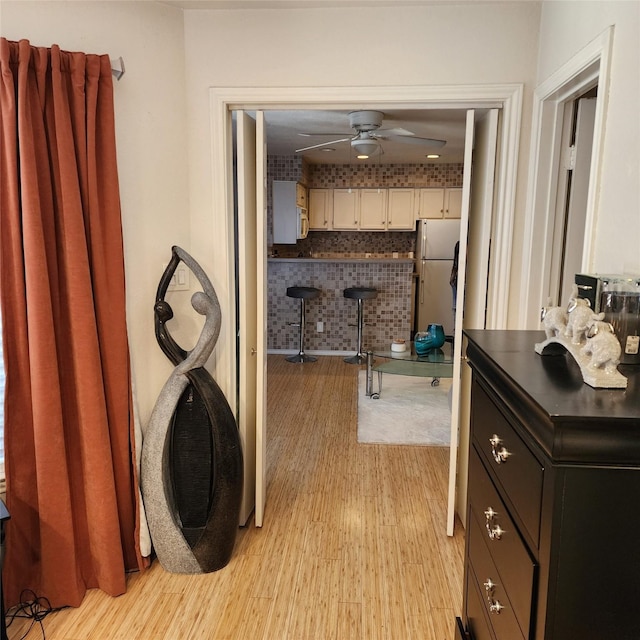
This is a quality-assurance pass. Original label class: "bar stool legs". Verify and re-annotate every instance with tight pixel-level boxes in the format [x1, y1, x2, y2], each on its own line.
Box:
[286, 286, 320, 363]
[344, 287, 378, 365]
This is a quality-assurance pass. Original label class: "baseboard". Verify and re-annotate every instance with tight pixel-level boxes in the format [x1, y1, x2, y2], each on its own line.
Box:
[268, 349, 353, 357]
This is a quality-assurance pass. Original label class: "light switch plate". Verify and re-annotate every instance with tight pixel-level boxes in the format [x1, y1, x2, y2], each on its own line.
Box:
[163, 264, 190, 291]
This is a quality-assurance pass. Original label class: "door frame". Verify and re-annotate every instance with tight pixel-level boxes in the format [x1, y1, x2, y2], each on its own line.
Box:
[209, 84, 523, 524]
[211, 84, 522, 397]
[519, 26, 614, 327]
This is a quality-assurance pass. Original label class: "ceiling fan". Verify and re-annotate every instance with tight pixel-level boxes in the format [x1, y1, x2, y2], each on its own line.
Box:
[295, 110, 446, 157]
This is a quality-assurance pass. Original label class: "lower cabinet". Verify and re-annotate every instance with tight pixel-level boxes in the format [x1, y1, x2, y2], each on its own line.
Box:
[459, 330, 640, 640]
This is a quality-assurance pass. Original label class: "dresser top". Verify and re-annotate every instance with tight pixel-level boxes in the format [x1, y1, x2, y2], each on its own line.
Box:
[464, 330, 640, 464]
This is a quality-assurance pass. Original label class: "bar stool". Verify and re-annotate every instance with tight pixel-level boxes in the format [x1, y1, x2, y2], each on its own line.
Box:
[343, 287, 378, 364]
[286, 286, 321, 363]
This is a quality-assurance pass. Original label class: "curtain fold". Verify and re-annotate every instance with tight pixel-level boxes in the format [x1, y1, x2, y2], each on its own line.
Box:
[0, 38, 145, 609]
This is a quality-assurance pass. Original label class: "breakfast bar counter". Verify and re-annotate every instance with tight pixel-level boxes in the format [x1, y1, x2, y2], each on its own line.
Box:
[269, 257, 414, 264]
[268, 256, 415, 355]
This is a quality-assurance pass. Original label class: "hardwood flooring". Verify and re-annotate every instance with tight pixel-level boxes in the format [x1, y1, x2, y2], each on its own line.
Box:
[7, 356, 464, 640]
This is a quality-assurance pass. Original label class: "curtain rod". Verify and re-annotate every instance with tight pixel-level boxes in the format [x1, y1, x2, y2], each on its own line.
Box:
[110, 57, 125, 81]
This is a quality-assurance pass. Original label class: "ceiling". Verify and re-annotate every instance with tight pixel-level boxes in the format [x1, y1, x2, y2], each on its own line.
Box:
[263, 108, 469, 165]
[160, 2, 471, 165]
[163, 1, 446, 9]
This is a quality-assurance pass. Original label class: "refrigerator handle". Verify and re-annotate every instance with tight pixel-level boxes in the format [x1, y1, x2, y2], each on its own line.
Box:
[419, 265, 425, 304]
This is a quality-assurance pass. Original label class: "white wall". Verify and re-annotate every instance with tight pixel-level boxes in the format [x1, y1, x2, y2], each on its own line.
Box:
[536, 1, 640, 276]
[183, 2, 541, 342]
[1, 1, 191, 423]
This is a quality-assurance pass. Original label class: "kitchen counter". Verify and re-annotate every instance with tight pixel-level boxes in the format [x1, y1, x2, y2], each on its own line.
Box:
[268, 257, 415, 354]
[268, 257, 414, 264]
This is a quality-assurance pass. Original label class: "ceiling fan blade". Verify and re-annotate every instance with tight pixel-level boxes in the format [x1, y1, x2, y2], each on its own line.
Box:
[376, 127, 415, 136]
[385, 134, 447, 148]
[295, 137, 351, 152]
[298, 131, 352, 137]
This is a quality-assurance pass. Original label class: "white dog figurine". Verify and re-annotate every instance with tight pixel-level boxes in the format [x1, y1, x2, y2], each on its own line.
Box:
[581, 321, 621, 373]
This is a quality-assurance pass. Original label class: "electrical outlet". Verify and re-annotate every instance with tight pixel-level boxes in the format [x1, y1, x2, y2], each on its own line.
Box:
[317, 321, 324, 333]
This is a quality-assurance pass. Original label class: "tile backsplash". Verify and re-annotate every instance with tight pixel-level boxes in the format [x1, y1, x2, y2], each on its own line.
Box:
[265, 157, 461, 354]
[268, 259, 414, 353]
[266, 156, 463, 251]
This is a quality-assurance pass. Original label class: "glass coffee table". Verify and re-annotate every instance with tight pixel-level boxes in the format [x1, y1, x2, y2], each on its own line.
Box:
[365, 340, 454, 399]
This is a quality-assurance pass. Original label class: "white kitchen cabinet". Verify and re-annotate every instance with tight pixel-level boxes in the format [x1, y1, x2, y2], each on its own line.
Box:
[414, 187, 462, 219]
[443, 188, 462, 219]
[359, 188, 388, 230]
[308, 188, 332, 230]
[387, 188, 416, 230]
[295, 182, 307, 209]
[332, 188, 360, 230]
[273, 180, 308, 244]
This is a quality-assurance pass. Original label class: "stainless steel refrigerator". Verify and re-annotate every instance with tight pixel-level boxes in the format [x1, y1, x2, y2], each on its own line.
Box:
[415, 218, 461, 336]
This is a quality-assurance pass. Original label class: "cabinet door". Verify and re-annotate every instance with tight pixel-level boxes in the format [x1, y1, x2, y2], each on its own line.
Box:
[332, 188, 360, 229]
[359, 188, 388, 230]
[416, 188, 445, 218]
[445, 188, 463, 219]
[295, 182, 307, 208]
[387, 188, 415, 230]
[308, 188, 332, 230]
[272, 180, 298, 244]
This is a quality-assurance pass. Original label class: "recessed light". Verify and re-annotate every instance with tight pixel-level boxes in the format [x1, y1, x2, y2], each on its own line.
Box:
[321, 148, 336, 152]
[357, 154, 369, 159]
[426, 154, 440, 159]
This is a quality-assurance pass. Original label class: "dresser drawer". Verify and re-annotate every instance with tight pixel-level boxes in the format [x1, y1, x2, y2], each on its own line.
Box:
[466, 567, 497, 640]
[472, 380, 544, 547]
[468, 449, 535, 637]
[468, 506, 528, 640]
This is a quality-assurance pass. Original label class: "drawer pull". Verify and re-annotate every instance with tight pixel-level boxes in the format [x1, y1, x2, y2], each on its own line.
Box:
[489, 434, 511, 464]
[484, 507, 504, 540]
[489, 599, 505, 615]
[483, 577, 504, 614]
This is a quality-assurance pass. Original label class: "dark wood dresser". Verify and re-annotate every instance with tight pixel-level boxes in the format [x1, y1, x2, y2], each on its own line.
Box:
[457, 330, 640, 640]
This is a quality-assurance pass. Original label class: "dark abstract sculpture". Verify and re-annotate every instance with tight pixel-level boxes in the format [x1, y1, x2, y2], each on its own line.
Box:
[141, 246, 243, 573]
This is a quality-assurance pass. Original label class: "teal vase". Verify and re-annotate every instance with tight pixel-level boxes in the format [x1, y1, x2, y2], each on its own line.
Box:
[415, 323, 446, 355]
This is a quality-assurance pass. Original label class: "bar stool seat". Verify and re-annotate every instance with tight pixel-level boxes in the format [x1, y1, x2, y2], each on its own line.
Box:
[286, 286, 320, 363]
[343, 287, 378, 364]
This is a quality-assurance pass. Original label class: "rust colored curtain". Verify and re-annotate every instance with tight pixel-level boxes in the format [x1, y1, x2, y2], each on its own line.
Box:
[0, 38, 145, 608]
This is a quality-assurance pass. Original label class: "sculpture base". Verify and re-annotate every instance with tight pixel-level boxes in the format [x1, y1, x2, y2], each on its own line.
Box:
[535, 336, 628, 389]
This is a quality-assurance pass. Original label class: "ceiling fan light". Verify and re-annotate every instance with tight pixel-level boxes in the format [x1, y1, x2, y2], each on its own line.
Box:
[351, 139, 379, 157]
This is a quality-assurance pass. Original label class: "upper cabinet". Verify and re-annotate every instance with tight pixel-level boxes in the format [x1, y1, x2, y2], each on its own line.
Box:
[305, 186, 460, 232]
[273, 180, 308, 244]
[387, 188, 416, 230]
[295, 182, 307, 209]
[309, 188, 333, 230]
[359, 189, 388, 230]
[443, 188, 462, 219]
[332, 188, 360, 230]
[415, 187, 462, 219]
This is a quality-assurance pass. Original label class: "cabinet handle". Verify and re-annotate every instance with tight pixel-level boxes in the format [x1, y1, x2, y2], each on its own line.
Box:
[489, 434, 511, 464]
[489, 599, 504, 615]
[484, 507, 504, 540]
[483, 578, 504, 614]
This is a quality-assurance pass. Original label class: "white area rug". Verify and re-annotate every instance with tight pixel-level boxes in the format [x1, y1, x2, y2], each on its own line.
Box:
[357, 370, 452, 446]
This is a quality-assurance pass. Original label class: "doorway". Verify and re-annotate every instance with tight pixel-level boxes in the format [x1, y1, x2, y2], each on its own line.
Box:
[549, 89, 597, 307]
[212, 85, 523, 528]
[519, 26, 613, 326]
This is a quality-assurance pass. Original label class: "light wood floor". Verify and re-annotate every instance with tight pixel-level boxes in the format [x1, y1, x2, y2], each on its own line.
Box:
[8, 356, 464, 640]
